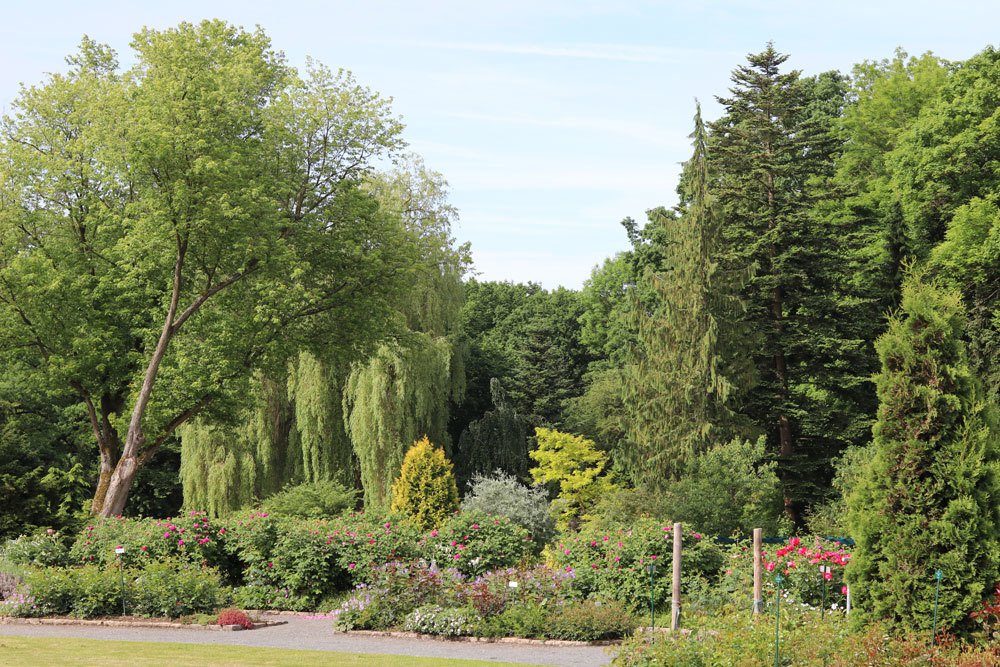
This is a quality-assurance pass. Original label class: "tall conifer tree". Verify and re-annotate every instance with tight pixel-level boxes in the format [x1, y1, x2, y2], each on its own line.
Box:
[846, 277, 1000, 632]
[709, 45, 863, 519]
[620, 104, 746, 489]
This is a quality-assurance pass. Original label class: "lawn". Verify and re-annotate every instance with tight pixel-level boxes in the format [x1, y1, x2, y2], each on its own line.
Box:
[0, 635, 541, 667]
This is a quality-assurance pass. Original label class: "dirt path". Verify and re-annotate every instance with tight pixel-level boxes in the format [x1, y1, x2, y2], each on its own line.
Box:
[0, 615, 616, 667]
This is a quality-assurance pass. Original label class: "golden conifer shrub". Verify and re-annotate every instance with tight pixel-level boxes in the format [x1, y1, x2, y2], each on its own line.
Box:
[391, 437, 459, 530]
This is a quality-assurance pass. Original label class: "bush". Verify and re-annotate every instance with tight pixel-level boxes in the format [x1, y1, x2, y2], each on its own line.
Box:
[847, 279, 1000, 633]
[549, 517, 724, 611]
[70, 512, 233, 579]
[530, 428, 616, 530]
[131, 561, 223, 618]
[549, 599, 635, 641]
[2, 529, 71, 567]
[391, 437, 460, 530]
[16, 561, 222, 619]
[217, 607, 254, 629]
[661, 437, 787, 536]
[462, 472, 555, 546]
[332, 561, 459, 630]
[478, 601, 549, 638]
[259, 481, 358, 519]
[404, 604, 477, 636]
[420, 510, 534, 576]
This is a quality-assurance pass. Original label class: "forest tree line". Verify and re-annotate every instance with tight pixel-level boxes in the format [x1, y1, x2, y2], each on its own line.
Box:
[0, 23, 998, 536]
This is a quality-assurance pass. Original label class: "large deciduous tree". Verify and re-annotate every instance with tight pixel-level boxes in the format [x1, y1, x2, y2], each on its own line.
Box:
[0, 21, 410, 516]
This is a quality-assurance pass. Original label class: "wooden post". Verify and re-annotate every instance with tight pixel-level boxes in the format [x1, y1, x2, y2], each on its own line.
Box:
[753, 528, 763, 615]
[671, 521, 682, 631]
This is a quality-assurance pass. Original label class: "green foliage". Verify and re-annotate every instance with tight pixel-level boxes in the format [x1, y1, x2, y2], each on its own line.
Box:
[391, 437, 460, 530]
[16, 561, 222, 619]
[615, 607, 854, 666]
[662, 437, 786, 536]
[346, 339, 455, 513]
[709, 44, 870, 520]
[548, 599, 635, 641]
[461, 472, 555, 545]
[2, 530, 71, 567]
[530, 428, 616, 530]
[259, 481, 358, 519]
[622, 105, 749, 486]
[455, 379, 530, 486]
[423, 510, 533, 575]
[847, 277, 1000, 633]
[289, 352, 355, 489]
[404, 604, 477, 636]
[548, 517, 724, 611]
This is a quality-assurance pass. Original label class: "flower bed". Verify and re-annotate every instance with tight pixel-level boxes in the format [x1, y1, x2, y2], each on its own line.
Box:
[332, 561, 635, 641]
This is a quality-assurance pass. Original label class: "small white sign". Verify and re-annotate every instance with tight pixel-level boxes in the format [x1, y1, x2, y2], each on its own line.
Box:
[819, 565, 830, 573]
[508, 581, 519, 589]
[115, 546, 125, 555]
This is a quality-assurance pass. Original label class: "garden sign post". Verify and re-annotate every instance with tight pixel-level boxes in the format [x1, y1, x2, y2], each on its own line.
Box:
[932, 569, 943, 645]
[115, 545, 126, 616]
[753, 528, 763, 615]
[774, 573, 784, 667]
[671, 522, 682, 631]
[646, 562, 655, 632]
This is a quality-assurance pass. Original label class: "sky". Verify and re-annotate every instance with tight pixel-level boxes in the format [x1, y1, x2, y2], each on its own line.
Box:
[1, 1, 998, 288]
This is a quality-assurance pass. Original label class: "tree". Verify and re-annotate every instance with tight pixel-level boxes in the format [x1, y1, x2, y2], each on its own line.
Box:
[529, 427, 616, 530]
[709, 44, 865, 520]
[455, 378, 530, 486]
[620, 103, 749, 487]
[342, 158, 467, 512]
[846, 277, 1000, 633]
[662, 437, 784, 536]
[390, 436, 459, 530]
[0, 22, 412, 516]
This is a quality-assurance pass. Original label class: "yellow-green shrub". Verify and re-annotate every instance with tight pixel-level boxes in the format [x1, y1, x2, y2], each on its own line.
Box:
[390, 437, 459, 530]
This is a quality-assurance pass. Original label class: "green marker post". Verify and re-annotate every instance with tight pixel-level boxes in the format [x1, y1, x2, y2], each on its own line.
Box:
[932, 569, 943, 646]
[646, 563, 656, 632]
[774, 573, 783, 667]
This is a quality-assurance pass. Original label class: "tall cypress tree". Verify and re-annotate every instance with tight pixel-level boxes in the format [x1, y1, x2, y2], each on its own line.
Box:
[846, 277, 1000, 632]
[619, 104, 747, 489]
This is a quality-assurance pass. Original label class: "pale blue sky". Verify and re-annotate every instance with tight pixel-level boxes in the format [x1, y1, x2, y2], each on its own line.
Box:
[2, 1, 998, 287]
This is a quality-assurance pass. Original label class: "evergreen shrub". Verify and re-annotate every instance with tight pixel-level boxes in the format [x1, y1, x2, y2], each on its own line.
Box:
[846, 278, 1000, 633]
[391, 437, 460, 530]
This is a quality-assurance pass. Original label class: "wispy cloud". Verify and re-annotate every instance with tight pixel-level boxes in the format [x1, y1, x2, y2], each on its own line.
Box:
[441, 111, 690, 148]
[395, 40, 725, 64]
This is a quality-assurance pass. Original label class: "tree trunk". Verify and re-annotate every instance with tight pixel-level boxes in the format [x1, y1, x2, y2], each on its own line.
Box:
[100, 453, 141, 517]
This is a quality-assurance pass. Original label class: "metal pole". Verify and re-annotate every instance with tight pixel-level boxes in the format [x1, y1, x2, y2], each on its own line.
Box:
[648, 564, 655, 632]
[932, 569, 943, 646]
[753, 528, 763, 616]
[774, 574, 783, 667]
[671, 522, 682, 632]
[821, 566, 828, 620]
[119, 555, 126, 616]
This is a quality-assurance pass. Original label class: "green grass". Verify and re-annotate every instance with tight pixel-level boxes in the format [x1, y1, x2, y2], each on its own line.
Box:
[0, 635, 541, 667]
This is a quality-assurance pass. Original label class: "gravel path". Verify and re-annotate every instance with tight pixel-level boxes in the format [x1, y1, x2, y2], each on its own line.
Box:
[0, 615, 616, 667]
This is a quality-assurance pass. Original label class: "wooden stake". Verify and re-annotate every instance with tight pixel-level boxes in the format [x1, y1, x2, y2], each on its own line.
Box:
[671, 521, 682, 631]
[753, 528, 763, 615]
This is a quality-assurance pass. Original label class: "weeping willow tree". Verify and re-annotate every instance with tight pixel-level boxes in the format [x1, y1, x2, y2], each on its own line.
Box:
[288, 351, 354, 488]
[344, 335, 455, 511]
[180, 156, 467, 514]
[179, 374, 299, 515]
[342, 156, 468, 511]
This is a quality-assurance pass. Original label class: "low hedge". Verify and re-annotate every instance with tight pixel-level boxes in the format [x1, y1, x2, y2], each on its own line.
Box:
[5, 560, 223, 619]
